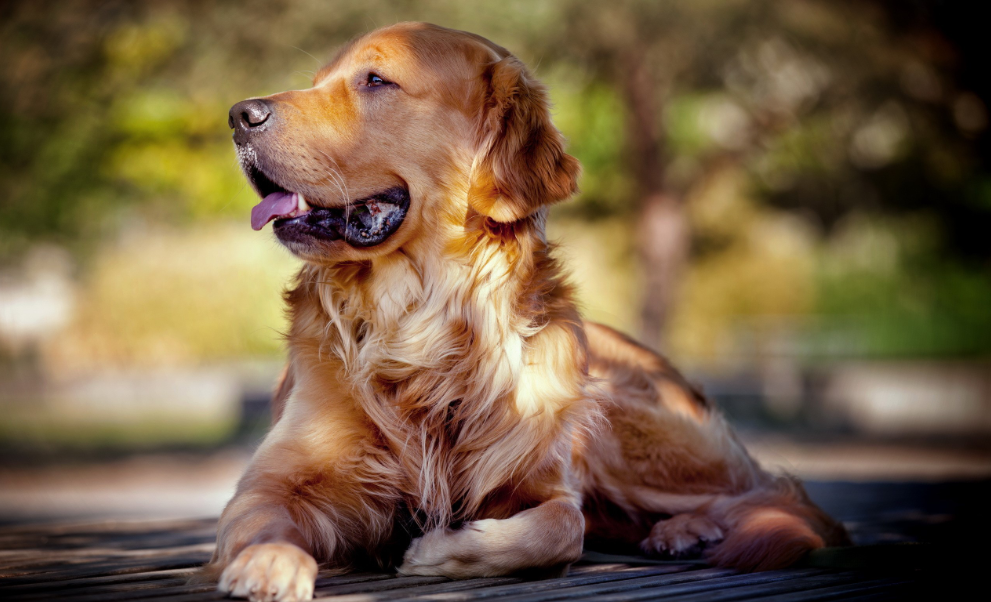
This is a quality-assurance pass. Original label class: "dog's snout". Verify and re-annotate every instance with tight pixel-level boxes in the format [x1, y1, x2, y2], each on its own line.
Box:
[229, 99, 273, 143]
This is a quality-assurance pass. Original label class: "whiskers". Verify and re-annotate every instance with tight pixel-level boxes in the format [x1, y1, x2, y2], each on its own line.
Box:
[315, 149, 353, 220]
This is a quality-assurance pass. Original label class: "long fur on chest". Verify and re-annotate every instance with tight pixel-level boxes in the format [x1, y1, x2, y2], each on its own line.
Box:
[284, 211, 600, 530]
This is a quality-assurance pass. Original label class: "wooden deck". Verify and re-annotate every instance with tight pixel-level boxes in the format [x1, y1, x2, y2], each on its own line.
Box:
[2, 478, 984, 601]
[0, 522, 928, 601]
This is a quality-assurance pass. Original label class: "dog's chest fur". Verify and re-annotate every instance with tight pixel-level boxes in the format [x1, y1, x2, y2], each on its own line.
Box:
[291, 225, 591, 529]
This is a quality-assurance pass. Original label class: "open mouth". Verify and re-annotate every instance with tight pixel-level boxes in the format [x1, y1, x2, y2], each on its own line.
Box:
[246, 166, 409, 248]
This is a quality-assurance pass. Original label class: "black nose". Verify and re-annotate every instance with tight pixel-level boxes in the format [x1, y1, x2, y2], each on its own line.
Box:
[229, 99, 272, 144]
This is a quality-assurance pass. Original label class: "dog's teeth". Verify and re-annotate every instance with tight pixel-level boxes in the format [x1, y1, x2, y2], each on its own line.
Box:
[297, 193, 311, 213]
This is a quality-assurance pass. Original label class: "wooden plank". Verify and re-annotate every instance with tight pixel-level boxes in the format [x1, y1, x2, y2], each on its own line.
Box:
[567, 564, 642, 575]
[0, 553, 210, 586]
[375, 566, 715, 602]
[12, 578, 194, 601]
[600, 572, 867, 602]
[314, 573, 399, 588]
[313, 575, 451, 596]
[0, 519, 217, 549]
[52, 573, 409, 602]
[364, 568, 734, 602]
[0, 567, 196, 595]
[463, 569, 825, 602]
[28, 581, 221, 602]
[839, 588, 911, 602]
[327, 576, 523, 599]
[0, 543, 214, 564]
[750, 578, 911, 602]
[82, 575, 449, 602]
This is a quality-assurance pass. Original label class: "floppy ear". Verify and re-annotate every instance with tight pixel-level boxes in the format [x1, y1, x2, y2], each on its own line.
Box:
[468, 56, 581, 222]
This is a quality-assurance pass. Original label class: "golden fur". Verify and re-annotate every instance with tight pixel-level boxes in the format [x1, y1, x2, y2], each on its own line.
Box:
[206, 22, 848, 602]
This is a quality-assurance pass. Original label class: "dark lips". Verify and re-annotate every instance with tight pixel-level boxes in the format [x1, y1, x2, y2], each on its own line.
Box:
[273, 187, 410, 248]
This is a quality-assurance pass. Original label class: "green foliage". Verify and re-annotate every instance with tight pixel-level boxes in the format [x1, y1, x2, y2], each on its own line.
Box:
[815, 215, 991, 357]
[1, 0, 989, 361]
[547, 74, 633, 216]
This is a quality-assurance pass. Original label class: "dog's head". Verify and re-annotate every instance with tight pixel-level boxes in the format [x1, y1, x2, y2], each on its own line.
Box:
[230, 22, 579, 264]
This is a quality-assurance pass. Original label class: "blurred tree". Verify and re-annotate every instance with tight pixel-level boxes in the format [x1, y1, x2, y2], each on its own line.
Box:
[2, 0, 989, 361]
[533, 0, 991, 352]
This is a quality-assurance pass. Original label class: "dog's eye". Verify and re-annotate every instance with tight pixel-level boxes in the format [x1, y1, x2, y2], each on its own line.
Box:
[366, 73, 390, 87]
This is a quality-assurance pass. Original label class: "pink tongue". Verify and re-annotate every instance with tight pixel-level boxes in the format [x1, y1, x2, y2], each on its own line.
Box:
[251, 192, 297, 231]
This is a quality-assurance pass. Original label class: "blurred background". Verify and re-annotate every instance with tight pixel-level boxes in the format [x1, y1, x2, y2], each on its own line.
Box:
[1, 0, 989, 527]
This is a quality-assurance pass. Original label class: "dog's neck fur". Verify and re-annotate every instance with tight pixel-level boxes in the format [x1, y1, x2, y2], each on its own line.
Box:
[288, 208, 595, 529]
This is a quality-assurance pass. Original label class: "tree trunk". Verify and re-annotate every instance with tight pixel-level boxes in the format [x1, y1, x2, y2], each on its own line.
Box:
[620, 52, 690, 351]
[637, 193, 689, 351]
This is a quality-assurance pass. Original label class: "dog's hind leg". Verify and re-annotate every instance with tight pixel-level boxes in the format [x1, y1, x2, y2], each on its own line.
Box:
[641, 512, 725, 557]
[700, 478, 851, 571]
[398, 495, 585, 579]
[628, 480, 849, 570]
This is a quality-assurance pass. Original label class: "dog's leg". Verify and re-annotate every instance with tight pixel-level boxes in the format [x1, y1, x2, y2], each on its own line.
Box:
[204, 450, 400, 602]
[700, 480, 851, 571]
[398, 497, 584, 578]
[206, 468, 398, 601]
[616, 487, 728, 559]
[626, 482, 848, 570]
[215, 504, 318, 602]
[200, 490, 319, 602]
[641, 513, 725, 557]
[202, 422, 398, 600]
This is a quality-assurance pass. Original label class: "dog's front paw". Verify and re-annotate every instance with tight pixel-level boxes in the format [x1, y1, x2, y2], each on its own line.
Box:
[397, 528, 457, 577]
[641, 514, 724, 557]
[398, 520, 497, 578]
[219, 543, 317, 602]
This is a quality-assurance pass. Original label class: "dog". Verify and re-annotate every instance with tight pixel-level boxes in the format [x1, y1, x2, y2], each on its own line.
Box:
[206, 22, 848, 602]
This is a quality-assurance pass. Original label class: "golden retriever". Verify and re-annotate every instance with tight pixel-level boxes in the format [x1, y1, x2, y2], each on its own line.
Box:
[206, 22, 848, 602]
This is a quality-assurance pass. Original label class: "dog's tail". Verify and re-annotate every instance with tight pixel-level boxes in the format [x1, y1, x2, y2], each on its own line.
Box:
[705, 477, 850, 572]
